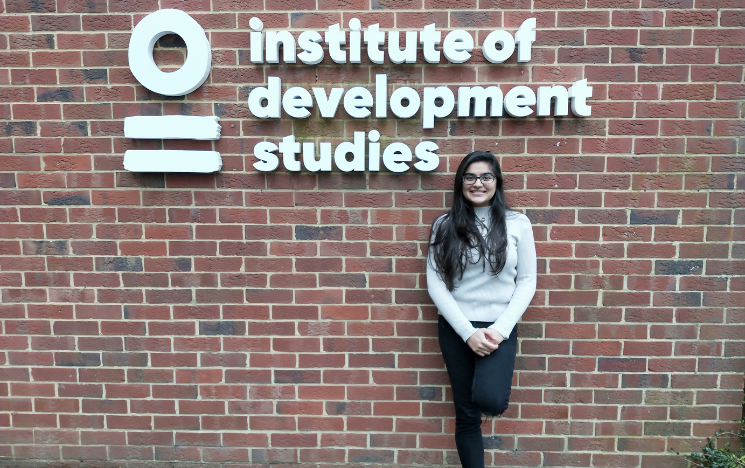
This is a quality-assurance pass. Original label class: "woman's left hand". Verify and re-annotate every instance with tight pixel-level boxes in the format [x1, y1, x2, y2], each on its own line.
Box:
[467, 329, 504, 356]
[484, 329, 504, 346]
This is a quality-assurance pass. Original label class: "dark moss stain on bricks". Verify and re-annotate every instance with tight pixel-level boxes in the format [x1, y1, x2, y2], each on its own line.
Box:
[74, 121, 89, 136]
[515, 355, 547, 371]
[644, 421, 692, 437]
[350, 451, 394, 463]
[630, 209, 679, 225]
[22, 240, 69, 255]
[56, 352, 101, 366]
[483, 435, 504, 449]
[37, 88, 77, 102]
[82, 68, 107, 82]
[526, 209, 575, 225]
[418, 387, 437, 400]
[622, 374, 670, 389]
[199, 321, 246, 336]
[46, 195, 90, 205]
[627, 47, 663, 63]
[175, 258, 192, 272]
[295, 225, 343, 240]
[4, 121, 36, 136]
[0, 174, 16, 188]
[662, 292, 702, 307]
[6, 0, 55, 13]
[95, 257, 144, 272]
[103, 353, 148, 367]
[655, 260, 703, 275]
[274, 370, 320, 384]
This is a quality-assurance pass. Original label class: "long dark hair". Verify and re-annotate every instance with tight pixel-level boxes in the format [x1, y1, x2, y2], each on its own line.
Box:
[429, 151, 509, 291]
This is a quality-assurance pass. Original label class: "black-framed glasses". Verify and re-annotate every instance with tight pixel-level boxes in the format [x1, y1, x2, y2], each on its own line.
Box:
[463, 173, 496, 185]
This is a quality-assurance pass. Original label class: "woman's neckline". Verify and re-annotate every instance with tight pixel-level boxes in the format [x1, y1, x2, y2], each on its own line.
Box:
[473, 206, 490, 218]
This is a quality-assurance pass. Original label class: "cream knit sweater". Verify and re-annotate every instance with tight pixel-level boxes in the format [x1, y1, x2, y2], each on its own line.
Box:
[426, 207, 537, 342]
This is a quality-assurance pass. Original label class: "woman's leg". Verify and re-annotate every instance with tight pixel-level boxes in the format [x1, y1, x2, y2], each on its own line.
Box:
[472, 325, 518, 417]
[438, 316, 485, 468]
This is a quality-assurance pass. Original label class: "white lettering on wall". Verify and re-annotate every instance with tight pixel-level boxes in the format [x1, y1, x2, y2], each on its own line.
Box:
[128, 9, 212, 96]
[248, 76, 593, 129]
[124, 10, 593, 174]
[252, 132, 440, 174]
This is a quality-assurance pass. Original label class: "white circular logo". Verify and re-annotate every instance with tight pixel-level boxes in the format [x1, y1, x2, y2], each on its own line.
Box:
[128, 9, 212, 96]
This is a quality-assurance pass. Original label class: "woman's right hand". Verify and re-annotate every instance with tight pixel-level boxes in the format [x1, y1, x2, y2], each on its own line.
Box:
[466, 329, 500, 357]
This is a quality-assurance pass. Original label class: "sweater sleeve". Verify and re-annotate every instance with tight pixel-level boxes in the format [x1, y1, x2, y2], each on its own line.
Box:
[426, 218, 478, 342]
[488, 216, 537, 340]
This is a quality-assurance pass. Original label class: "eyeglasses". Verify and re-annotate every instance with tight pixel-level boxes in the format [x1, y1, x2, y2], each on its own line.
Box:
[463, 173, 496, 185]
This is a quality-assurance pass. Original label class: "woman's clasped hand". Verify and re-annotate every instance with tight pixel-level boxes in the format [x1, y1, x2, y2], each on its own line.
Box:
[466, 328, 504, 357]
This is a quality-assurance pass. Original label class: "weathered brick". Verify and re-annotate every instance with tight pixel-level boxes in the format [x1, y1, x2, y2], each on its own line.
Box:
[95, 257, 144, 272]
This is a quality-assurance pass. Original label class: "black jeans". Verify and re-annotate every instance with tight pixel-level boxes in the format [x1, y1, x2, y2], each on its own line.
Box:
[438, 316, 518, 468]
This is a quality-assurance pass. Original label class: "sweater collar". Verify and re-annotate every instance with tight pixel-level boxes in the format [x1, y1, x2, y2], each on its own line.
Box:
[473, 206, 490, 220]
[473, 206, 490, 233]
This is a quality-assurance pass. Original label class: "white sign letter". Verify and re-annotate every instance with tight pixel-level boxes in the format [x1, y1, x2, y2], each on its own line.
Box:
[253, 141, 279, 172]
[383, 142, 412, 173]
[482, 30, 515, 64]
[326, 23, 346, 63]
[248, 76, 281, 118]
[420, 23, 441, 63]
[279, 134, 301, 171]
[282, 87, 313, 119]
[265, 30, 296, 63]
[298, 30, 323, 65]
[128, 9, 212, 96]
[414, 141, 439, 172]
[365, 23, 385, 64]
[313, 87, 344, 118]
[343, 87, 373, 119]
[568, 79, 593, 117]
[515, 18, 536, 63]
[422, 86, 455, 129]
[335, 131, 366, 172]
[537, 85, 569, 117]
[443, 30, 473, 64]
[390, 87, 421, 119]
[504, 85, 536, 118]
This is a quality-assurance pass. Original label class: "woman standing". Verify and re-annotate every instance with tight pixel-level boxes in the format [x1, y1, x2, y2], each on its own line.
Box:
[427, 151, 537, 468]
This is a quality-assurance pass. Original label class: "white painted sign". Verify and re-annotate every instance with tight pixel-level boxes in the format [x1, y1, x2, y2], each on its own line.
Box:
[128, 9, 212, 96]
[126, 10, 593, 174]
[126, 10, 222, 173]
[124, 150, 223, 173]
[124, 116, 222, 140]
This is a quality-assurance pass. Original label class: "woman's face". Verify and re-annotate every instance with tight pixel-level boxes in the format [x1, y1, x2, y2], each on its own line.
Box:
[462, 161, 497, 208]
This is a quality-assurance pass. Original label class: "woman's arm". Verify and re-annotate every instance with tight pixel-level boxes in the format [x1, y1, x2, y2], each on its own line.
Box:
[426, 217, 478, 342]
[426, 256, 478, 342]
[489, 217, 537, 339]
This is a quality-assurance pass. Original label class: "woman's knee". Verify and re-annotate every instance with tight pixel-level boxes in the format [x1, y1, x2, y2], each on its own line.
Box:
[454, 402, 483, 429]
[455, 412, 483, 435]
[472, 388, 510, 417]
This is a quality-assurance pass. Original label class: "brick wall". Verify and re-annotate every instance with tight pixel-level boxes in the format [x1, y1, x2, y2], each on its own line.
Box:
[1, 0, 744, 466]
